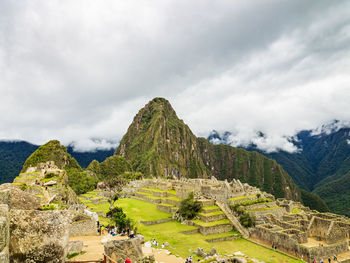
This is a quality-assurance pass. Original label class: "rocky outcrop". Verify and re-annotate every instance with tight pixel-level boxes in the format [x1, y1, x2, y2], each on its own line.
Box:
[0, 184, 40, 210]
[9, 209, 71, 263]
[0, 204, 9, 263]
[104, 235, 145, 263]
[67, 241, 83, 254]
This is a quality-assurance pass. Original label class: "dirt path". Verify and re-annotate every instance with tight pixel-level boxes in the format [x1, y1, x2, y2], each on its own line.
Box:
[69, 235, 184, 263]
[69, 235, 127, 261]
[151, 248, 184, 263]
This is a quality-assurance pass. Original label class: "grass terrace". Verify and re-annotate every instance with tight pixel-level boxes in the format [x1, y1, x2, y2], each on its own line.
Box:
[202, 205, 220, 210]
[248, 206, 282, 212]
[192, 219, 231, 227]
[228, 194, 256, 201]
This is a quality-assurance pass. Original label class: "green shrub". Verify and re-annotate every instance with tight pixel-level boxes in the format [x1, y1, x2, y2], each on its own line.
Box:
[43, 204, 56, 210]
[67, 168, 98, 195]
[239, 212, 256, 228]
[230, 198, 272, 212]
[107, 207, 136, 231]
[19, 183, 27, 191]
[44, 172, 56, 179]
[178, 192, 202, 220]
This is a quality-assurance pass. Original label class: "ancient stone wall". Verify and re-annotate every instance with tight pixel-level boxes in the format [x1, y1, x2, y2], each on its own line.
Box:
[308, 217, 333, 242]
[69, 214, 97, 237]
[197, 224, 233, 235]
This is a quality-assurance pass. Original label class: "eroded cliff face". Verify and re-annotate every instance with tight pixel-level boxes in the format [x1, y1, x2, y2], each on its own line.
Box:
[114, 98, 301, 201]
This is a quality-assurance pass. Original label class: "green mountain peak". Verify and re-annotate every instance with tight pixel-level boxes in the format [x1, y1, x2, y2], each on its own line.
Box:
[115, 98, 301, 201]
[21, 140, 81, 173]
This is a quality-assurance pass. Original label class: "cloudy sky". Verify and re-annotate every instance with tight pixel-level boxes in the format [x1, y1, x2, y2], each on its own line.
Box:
[1, 0, 350, 152]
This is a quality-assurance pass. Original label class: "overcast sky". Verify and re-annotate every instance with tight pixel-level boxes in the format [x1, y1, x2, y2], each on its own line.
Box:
[1, 0, 350, 152]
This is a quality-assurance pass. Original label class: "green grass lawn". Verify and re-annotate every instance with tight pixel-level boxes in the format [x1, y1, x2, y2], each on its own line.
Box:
[248, 206, 282, 212]
[116, 198, 171, 221]
[202, 205, 219, 210]
[199, 211, 224, 216]
[136, 221, 302, 263]
[192, 219, 231, 227]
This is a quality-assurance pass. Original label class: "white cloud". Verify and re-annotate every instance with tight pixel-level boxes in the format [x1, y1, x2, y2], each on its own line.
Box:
[0, 1, 350, 152]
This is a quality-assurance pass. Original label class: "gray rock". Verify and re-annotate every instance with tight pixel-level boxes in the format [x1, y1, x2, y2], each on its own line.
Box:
[0, 251, 9, 263]
[104, 234, 145, 263]
[0, 184, 40, 210]
[9, 209, 72, 263]
[67, 240, 83, 254]
[209, 247, 217, 256]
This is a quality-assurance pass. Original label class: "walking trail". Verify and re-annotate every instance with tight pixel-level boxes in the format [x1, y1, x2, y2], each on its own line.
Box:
[69, 235, 184, 263]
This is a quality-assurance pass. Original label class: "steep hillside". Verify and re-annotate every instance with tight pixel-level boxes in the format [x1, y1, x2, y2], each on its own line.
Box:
[115, 97, 210, 179]
[21, 140, 82, 172]
[0, 141, 38, 184]
[87, 155, 134, 180]
[116, 97, 300, 201]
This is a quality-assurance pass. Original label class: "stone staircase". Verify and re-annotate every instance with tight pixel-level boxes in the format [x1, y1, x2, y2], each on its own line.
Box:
[216, 200, 250, 238]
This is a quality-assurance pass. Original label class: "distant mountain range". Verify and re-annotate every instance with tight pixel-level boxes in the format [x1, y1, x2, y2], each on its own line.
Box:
[0, 140, 114, 185]
[208, 128, 350, 216]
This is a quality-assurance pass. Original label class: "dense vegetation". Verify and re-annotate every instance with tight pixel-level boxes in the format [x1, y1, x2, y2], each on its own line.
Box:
[67, 168, 98, 195]
[0, 141, 38, 184]
[239, 213, 256, 228]
[300, 190, 329, 213]
[107, 207, 135, 231]
[178, 192, 202, 220]
[87, 155, 135, 180]
[115, 97, 301, 201]
[251, 129, 350, 215]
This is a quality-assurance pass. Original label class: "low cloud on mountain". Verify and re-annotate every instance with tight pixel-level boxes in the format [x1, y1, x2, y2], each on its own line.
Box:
[1, 1, 350, 152]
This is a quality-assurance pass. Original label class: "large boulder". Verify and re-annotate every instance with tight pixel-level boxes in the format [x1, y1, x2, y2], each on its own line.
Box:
[0, 204, 9, 263]
[104, 235, 145, 263]
[0, 184, 40, 210]
[9, 209, 72, 263]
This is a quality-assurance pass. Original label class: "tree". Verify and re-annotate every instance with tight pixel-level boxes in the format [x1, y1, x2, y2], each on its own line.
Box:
[178, 192, 202, 220]
[239, 212, 256, 228]
[106, 207, 135, 231]
[104, 177, 125, 209]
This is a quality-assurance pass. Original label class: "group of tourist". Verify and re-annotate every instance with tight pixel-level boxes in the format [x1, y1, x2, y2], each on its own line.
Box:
[96, 221, 135, 238]
[185, 255, 193, 263]
[312, 255, 338, 263]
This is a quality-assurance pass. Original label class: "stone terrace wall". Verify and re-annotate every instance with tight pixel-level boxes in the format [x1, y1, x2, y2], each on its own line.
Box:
[69, 214, 97, 237]
[0, 204, 9, 263]
[307, 216, 347, 244]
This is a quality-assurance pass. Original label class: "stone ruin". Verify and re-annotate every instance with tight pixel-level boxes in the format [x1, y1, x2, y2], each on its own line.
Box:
[127, 178, 350, 262]
[250, 198, 350, 262]
[128, 176, 265, 201]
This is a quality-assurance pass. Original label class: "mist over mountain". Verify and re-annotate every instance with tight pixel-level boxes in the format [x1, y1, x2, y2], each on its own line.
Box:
[208, 126, 350, 216]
